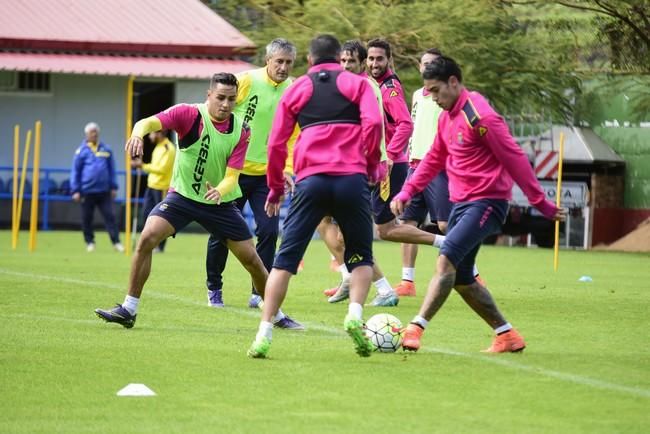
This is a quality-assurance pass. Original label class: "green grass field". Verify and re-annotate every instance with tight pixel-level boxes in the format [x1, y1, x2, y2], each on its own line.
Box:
[1, 230, 649, 433]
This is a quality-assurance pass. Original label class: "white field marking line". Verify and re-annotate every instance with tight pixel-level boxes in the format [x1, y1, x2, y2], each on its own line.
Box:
[0, 268, 336, 334]
[420, 347, 650, 399]
[2, 268, 649, 398]
[0, 312, 235, 335]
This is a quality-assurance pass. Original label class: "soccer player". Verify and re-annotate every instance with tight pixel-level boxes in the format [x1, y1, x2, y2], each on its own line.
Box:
[247, 34, 384, 358]
[391, 57, 566, 353]
[94, 73, 302, 330]
[131, 129, 176, 253]
[326, 40, 445, 305]
[394, 48, 448, 297]
[205, 39, 300, 316]
[318, 40, 397, 307]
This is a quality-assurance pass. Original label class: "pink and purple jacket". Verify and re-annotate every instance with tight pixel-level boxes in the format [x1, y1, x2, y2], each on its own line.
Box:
[266, 62, 384, 204]
[156, 103, 249, 171]
[371, 69, 414, 163]
[399, 88, 558, 220]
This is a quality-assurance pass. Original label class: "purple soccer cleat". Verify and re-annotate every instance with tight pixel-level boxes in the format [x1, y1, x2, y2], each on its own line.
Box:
[274, 315, 305, 330]
[94, 304, 136, 329]
[207, 289, 224, 308]
[248, 294, 263, 309]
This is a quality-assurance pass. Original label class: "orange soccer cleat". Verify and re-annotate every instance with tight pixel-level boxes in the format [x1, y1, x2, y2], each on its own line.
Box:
[401, 323, 424, 352]
[482, 328, 526, 353]
[394, 280, 416, 297]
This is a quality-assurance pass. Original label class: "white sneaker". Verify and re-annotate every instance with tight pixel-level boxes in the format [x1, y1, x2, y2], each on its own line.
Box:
[113, 243, 125, 253]
[86, 243, 96, 252]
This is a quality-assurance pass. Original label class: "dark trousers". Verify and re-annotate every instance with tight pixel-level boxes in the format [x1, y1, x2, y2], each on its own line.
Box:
[273, 174, 374, 274]
[206, 174, 279, 293]
[441, 199, 508, 285]
[81, 191, 120, 245]
[143, 187, 166, 251]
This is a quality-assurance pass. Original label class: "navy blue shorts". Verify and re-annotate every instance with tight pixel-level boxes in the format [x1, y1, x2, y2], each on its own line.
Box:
[440, 199, 508, 285]
[274, 174, 374, 274]
[149, 191, 252, 242]
[401, 169, 452, 224]
[371, 162, 408, 224]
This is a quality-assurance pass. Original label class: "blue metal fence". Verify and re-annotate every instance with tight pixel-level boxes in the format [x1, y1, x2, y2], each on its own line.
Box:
[0, 166, 142, 230]
[0, 166, 291, 233]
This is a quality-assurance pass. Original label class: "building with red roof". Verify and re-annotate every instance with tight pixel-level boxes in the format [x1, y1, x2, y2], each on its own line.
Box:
[0, 0, 256, 173]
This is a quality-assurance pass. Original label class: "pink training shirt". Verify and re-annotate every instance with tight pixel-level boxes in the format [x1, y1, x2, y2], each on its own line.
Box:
[400, 88, 558, 220]
[156, 103, 249, 171]
[266, 62, 383, 204]
[372, 69, 414, 164]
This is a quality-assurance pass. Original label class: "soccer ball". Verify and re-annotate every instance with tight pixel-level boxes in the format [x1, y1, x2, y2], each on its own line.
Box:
[365, 313, 404, 352]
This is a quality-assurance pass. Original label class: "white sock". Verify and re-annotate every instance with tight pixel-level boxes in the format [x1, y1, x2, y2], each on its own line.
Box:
[472, 264, 480, 277]
[256, 321, 273, 341]
[347, 302, 363, 321]
[433, 235, 445, 248]
[273, 309, 286, 322]
[411, 315, 429, 329]
[373, 277, 394, 297]
[494, 323, 512, 335]
[339, 264, 351, 283]
[122, 295, 139, 315]
[402, 267, 415, 282]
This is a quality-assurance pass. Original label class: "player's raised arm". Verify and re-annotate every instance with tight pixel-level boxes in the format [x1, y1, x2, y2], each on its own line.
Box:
[478, 114, 560, 220]
[395, 128, 447, 206]
[266, 78, 310, 206]
[382, 81, 413, 161]
[357, 78, 383, 181]
[125, 116, 163, 157]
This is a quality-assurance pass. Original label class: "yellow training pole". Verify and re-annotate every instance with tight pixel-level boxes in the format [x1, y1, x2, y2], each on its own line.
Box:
[11, 125, 20, 249]
[16, 129, 32, 247]
[553, 132, 565, 272]
[124, 75, 135, 256]
[29, 121, 42, 252]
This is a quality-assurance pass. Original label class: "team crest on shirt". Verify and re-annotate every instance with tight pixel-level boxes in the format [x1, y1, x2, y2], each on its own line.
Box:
[389, 90, 398, 97]
[457, 132, 464, 144]
[479, 126, 488, 137]
[159, 203, 168, 211]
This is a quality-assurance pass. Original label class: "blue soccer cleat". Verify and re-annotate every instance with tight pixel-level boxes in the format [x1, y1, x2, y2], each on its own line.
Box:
[369, 293, 399, 307]
[207, 289, 224, 308]
[274, 315, 305, 330]
[94, 304, 136, 329]
[248, 294, 263, 309]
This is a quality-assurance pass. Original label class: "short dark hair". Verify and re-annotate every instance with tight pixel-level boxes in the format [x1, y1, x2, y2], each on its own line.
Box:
[342, 40, 367, 63]
[421, 56, 462, 83]
[210, 72, 238, 89]
[367, 38, 391, 59]
[424, 47, 442, 57]
[309, 34, 341, 62]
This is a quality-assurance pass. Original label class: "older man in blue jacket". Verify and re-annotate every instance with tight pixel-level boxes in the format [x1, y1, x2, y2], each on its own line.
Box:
[71, 122, 124, 252]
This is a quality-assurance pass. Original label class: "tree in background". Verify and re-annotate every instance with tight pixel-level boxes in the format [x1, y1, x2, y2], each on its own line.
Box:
[211, 0, 581, 122]
[503, 0, 649, 122]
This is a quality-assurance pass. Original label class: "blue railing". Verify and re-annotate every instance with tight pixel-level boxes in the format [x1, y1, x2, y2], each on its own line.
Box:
[0, 166, 143, 230]
[0, 165, 291, 233]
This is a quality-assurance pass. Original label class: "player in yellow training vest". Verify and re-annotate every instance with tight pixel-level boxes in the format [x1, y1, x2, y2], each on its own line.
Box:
[204, 39, 301, 325]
